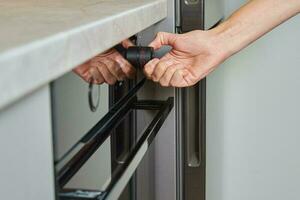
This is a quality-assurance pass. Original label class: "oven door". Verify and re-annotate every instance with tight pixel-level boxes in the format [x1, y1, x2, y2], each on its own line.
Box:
[51, 68, 173, 200]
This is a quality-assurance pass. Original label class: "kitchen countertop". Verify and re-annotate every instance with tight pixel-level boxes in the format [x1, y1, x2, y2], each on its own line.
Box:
[0, 0, 167, 110]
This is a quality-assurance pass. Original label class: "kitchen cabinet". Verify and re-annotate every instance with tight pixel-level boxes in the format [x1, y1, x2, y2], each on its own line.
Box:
[0, 86, 55, 200]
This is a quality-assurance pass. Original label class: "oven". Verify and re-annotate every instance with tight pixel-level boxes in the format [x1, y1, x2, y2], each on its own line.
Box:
[52, 75, 173, 200]
[51, 38, 174, 200]
[51, 0, 223, 200]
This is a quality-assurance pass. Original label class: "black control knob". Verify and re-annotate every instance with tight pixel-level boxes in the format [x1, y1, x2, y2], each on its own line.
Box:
[125, 46, 154, 68]
[115, 45, 154, 68]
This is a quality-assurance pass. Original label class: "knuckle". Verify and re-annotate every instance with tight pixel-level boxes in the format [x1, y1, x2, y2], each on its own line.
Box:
[156, 63, 164, 71]
[157, 32, 165, 43]
[152, 64, 163, 78]
[157, 31, 165, 38]
[152, 72, 159, 81]
[107, 78, 116, 85]
[125, 66, 136, 78]
[115, 66, 123, 76]
[96, 62, 106, 70]
[144, 67, 152, 76]
[151, 74, 159, 82]
[160, 80, 168, 87]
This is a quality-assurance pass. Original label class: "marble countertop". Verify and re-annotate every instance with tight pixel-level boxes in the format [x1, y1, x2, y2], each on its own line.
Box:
[0, 0, 167, 110]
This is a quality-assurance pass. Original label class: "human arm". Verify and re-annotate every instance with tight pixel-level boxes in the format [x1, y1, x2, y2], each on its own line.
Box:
[144, 0, 300, 87]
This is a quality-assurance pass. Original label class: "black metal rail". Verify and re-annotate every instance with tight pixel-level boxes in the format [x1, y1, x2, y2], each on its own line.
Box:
[56, 78, 146, 187]
[56, 77, 174, 200]
[58, 97, 174, 200]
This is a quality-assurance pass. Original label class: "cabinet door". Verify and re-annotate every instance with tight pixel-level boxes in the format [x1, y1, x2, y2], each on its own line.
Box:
[0, 86, 55, 200]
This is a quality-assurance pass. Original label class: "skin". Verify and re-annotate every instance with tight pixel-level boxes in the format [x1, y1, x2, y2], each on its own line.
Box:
[73, 39, 136, 84]
[75, 0, 300, 87]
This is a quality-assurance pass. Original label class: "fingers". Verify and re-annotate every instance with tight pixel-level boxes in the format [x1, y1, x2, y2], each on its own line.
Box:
[90, 60, 117, 85]
[91, 49, 136, 84]
[144, 57, 185, 87]
[144, 57, 198, 87]
[74, 40, 137, 85]
[73, 63, 90, 80]
[159, 64, 184, 87]
[114, 54, 136, 79]
[143, 58, 160, 79]
[121, 39, 134, 48]
[99, 58, 126, 81]
[169, 69, 190, 87]
[89, 66, 105, 84]
[151, 59, 174, 82]
[149, 32, 178, 50]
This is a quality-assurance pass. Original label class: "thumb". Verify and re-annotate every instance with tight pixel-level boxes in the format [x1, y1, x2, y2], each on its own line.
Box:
[149, 32, 178, 50]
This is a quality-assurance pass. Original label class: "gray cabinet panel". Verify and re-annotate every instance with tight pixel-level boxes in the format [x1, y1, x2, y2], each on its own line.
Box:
[135, 1, 177, 199]
[0, 86, 55, 200]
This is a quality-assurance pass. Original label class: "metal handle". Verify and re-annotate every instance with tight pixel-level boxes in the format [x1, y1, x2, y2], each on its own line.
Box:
[186, 88, 201, 167]
[114, 44, 154, 68]
[88, 80, 100, 112]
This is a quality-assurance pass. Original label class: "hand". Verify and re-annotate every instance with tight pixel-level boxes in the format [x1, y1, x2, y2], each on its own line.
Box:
[143, 31, 227, 87]
[73, 40, 136, 85]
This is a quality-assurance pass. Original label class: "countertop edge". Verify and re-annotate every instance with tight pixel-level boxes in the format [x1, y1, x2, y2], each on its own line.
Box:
[0, 0, 167, 110]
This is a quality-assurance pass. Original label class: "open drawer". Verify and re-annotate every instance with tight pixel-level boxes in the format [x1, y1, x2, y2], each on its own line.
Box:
[54, 79, 173, 200]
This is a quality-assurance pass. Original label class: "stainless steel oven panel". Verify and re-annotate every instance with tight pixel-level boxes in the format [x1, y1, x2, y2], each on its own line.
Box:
[51, 72, 109, 161]
[179, 0, 223, 32]
[135, 1, 177, 199]
[177, 1, 224, 200]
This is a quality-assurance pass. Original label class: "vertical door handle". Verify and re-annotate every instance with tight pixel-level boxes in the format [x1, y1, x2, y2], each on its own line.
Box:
[186, 87, 201, 167]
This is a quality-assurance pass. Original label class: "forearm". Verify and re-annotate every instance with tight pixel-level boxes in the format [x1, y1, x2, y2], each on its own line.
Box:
[212, 0, 300, 58]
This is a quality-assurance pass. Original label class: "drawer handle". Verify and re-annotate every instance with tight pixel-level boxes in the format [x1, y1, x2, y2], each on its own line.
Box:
[88, 79, 100, 112]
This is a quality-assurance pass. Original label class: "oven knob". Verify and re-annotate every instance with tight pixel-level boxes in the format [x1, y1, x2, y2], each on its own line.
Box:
[125, 46, 154, 69]
[115, 45, 154, 68]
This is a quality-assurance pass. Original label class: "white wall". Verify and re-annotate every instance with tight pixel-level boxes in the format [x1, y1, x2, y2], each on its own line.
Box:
[206, 1, 300, 200]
